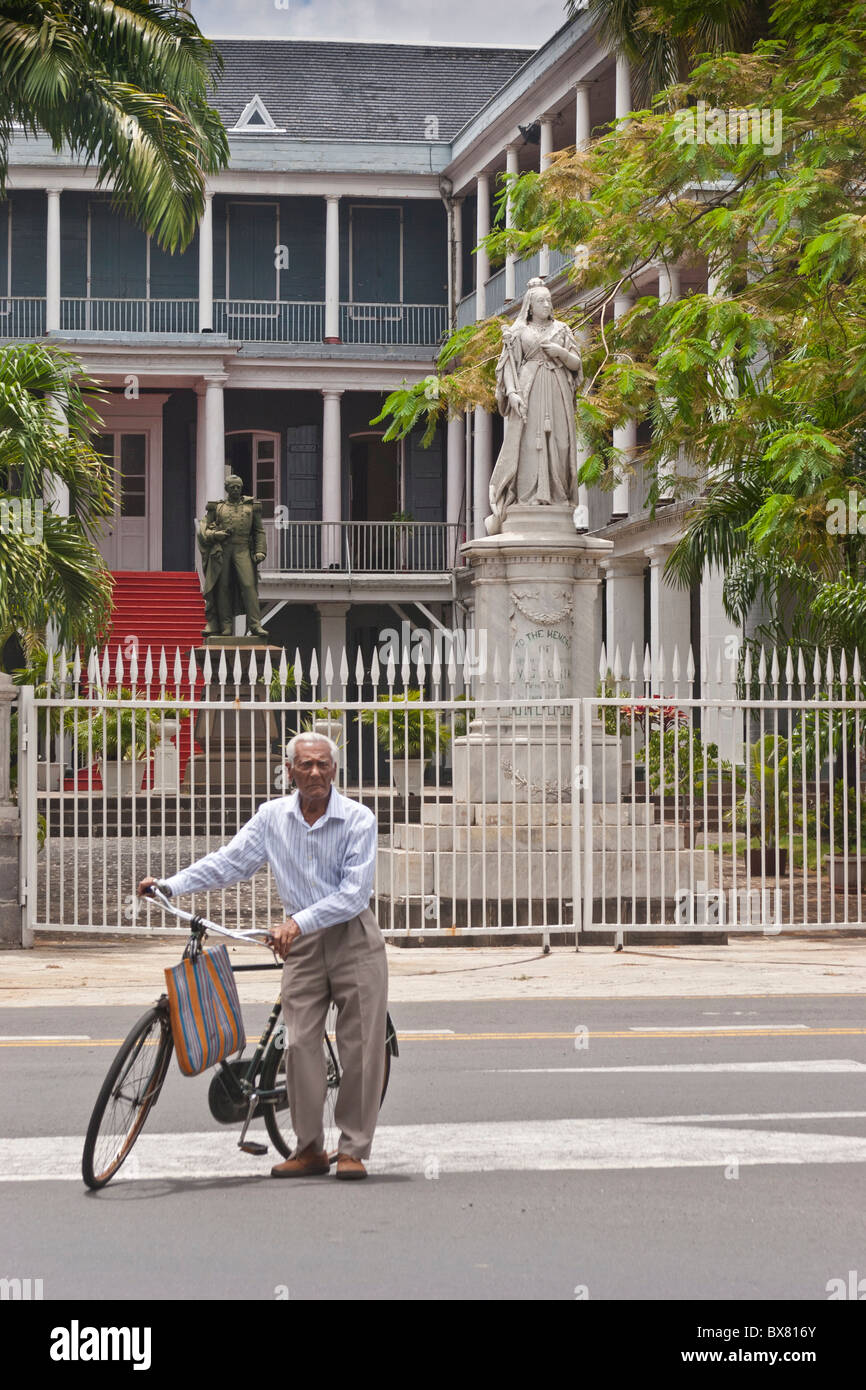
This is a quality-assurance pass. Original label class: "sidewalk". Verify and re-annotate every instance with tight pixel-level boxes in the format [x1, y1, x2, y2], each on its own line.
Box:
[1, 936, 864, 1007]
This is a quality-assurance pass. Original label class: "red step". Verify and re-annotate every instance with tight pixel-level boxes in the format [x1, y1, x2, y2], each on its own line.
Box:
[65, 572, 207, 790]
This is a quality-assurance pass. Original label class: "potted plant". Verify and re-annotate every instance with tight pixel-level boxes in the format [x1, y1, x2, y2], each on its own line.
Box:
[360, 690, 451, 796]
[735, 733, 791, 876]
[71, 688, 182, 797]
[302, 705, 345, 750]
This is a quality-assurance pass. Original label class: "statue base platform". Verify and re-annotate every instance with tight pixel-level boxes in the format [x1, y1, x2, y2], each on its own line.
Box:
[184, 644, 284, 794]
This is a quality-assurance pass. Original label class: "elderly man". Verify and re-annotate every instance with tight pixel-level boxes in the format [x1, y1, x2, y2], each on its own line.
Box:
[138, 733, 388, 1180]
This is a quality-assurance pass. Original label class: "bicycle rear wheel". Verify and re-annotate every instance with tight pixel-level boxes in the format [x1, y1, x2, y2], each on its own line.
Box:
[82, 1004, 173, 1189]
[261, 1002, 391, 1161]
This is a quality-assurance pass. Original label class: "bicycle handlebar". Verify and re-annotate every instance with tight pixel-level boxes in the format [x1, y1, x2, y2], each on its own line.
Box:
[144, 885, 275, 951]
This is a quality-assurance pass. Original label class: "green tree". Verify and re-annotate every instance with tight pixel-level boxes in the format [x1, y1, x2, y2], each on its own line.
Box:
[0, 344, 115, 667]
[376, 0, 866, 657]
[568, 1, 772, 110]
[0, 0, 228, 250]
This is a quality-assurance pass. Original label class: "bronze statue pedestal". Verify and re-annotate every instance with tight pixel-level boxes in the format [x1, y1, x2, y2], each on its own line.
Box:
[183, 643, 285, 797]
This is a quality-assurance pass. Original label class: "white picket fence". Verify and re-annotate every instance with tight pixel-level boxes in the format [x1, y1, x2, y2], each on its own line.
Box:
[14, 639, 866, 942]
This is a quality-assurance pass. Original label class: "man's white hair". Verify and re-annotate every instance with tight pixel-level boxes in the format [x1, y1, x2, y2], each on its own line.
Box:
[285, 732, 339, 766]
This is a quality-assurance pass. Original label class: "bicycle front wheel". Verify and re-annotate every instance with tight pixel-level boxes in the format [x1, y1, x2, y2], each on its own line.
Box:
[261, 1003, 391, 1161]
[82, 1004, 174, 1190]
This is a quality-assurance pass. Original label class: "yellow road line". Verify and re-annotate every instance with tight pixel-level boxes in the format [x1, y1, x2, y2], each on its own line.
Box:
[3, 1027, 866, 1047]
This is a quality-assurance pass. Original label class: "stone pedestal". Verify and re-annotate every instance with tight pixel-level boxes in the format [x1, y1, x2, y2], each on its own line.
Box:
[453, 503, 617, 802]
[183, 643, 282, 796]
[0, 674, 22, 948]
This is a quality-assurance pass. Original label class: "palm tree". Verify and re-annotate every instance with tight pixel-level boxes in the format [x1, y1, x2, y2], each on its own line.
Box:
[0, 0, 228, 250]
[565, 0, 772, 109]
[0, 343, 115, 667]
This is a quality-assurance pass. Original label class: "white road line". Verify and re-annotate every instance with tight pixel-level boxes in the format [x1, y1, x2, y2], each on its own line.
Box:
[399, 1029, 456, 1035]
[5, 1114, 866, 1182]
[486, 1061, 866, 1075]
[0, 1035, 91, 1041]
[632, 1024, 810, 1032]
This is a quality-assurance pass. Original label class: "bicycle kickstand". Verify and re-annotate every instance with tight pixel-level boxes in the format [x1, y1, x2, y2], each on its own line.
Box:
[237, 1096, 269, 1157]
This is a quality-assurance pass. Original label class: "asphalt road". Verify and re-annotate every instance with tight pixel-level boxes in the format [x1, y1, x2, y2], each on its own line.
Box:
[2, 995, 866, 1303]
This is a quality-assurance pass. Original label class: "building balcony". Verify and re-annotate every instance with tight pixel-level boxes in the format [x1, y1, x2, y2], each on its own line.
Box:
[269, 521, 466, 574]
[0, 297, 447, 346]
[456, 247, 576, 328]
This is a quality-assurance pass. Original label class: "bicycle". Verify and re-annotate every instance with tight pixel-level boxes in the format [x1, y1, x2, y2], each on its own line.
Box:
[81, 888, 398, 1189]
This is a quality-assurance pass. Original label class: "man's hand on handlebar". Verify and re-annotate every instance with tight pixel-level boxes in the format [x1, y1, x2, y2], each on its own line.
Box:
[267, 919, 302, 961]
[138, 876, 170, 899]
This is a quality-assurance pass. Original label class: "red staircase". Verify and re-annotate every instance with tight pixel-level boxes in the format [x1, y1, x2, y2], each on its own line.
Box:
[104, 571, 206, 675]
[65, 572, 205, 790]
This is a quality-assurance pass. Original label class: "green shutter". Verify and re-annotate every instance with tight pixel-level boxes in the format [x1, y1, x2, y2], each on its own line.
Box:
[89, 201, 146, 298]
[351, 207, 400, 303]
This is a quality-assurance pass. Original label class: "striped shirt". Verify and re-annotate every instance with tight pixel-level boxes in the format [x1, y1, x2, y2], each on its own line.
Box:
[163, 787, 377, 935]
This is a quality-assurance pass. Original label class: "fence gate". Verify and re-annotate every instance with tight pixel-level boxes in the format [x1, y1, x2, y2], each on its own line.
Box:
[17, 641, 866, 941]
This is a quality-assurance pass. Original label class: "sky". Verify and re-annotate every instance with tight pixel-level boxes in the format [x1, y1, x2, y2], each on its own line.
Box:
[188, 0, 573, 46]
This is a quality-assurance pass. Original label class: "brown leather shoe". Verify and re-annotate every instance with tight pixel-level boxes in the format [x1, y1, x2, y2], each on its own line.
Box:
[270, 1143, 329, 1178]
[335, 1153, 368, 1180]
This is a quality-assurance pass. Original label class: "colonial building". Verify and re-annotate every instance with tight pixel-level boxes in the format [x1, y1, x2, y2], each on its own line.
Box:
[1, 11, 730, 692]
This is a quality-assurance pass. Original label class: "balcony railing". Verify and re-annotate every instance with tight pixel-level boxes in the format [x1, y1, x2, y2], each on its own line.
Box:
[0, 297, 46, 337]
[274, 521, 466, 573]
[60, 298, 200, 333]
[213, 299, 324, 341]
[455, 248, 580, 328]
[0, 297, 447, 344]
[339, 303, 447, 345]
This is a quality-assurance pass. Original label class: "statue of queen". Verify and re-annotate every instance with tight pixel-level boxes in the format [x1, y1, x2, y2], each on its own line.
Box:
[486, 277, 584, 536]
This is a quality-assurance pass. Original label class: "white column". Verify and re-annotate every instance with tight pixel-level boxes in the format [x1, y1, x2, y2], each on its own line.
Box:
[611, 291, 634, 518]
[656, 264, 681, 503]
[444, 195, 454, 333]
[472, 407, 492, 538]
[575, 83, 591, 147]
[601, 557, 646, 672]
[657, 263, 680, 305]
[615, 55, 632, 123]
[447, 413, 466, 563]
[539, 119, 553, 278]
[202, 374, 227, 510]
[194, 382, 207, 524]
[321, 388, 343, 567]
[454, 197, 464, 307]
[198, 191, 213, 332]
[504, 146, 519, 303]
[324, 196, 340, 342]
[317, 603, 350, 696]
[475, 174, 490, 320]
[646, 543, 690, 687]
[46, 189, 61, 332]
[44, 392, 70, 517]
[700, 564, 739, 759]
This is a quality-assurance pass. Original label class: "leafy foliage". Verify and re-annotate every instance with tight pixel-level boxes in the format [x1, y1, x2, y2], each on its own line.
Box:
[0, 344, 115, 666]
[377, 0, 866, 655]
[0, 0, 228, 250]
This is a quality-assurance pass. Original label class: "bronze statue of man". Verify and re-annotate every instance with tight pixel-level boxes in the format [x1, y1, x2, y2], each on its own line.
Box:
[198, 474, 268, 639]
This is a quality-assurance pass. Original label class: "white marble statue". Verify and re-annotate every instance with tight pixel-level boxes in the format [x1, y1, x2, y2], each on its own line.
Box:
[486, 277, 584, 535]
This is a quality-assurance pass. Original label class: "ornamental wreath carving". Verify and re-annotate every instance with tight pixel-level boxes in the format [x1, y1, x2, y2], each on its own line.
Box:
[510, 586, 574, 627]
[501, 757, 571, 803]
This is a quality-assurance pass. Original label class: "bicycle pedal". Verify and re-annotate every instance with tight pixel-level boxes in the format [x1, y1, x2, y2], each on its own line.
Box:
[239, 1141, 269, 1156]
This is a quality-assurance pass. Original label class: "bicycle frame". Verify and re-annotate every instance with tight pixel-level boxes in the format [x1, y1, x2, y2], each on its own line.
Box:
[146, 887, 397, 1153]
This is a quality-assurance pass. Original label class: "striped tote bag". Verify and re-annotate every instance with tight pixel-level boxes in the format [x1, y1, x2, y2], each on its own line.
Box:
[164, 946, 244, 1077]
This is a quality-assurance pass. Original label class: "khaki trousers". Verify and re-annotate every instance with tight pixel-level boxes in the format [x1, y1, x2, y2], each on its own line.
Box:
[280, 908, 388, 1159]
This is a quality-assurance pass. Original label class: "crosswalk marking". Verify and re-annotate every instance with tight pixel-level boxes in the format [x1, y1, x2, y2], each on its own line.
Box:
[487, 1060, 866, 1074]
[5, 1113, 866, 1182]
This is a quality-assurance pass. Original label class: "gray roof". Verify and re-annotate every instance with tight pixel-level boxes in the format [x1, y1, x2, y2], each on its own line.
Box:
[210, 38, 534, 141]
